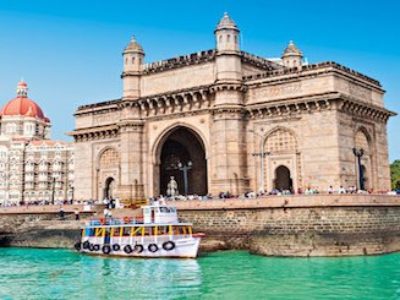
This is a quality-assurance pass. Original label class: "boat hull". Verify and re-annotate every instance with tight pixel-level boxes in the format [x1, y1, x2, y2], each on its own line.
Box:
[79, 237, 201, 258]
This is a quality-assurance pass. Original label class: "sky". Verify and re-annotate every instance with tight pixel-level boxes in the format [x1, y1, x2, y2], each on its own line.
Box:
[0, 0, 399, 161]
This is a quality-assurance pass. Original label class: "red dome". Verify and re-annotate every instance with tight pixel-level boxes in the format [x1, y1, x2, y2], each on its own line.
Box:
[0, 81, 49, 122]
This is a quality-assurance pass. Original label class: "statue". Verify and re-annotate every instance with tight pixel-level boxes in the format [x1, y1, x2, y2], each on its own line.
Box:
[167, 176, 179, 197]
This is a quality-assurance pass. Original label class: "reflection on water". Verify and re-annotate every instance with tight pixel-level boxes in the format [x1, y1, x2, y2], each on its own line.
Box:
[1, 248, 400, 299]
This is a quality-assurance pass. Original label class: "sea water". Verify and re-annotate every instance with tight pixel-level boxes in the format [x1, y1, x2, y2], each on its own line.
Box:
[0, 248, 400, 300]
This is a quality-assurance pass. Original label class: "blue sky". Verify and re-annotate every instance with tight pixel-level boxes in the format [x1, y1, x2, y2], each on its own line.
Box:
[0, 0, 399, 160]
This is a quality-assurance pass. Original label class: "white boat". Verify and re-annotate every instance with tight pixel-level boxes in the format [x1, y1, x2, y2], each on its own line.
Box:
[75, 204, 204, 258]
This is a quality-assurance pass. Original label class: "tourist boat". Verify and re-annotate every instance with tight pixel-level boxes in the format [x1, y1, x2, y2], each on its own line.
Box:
[76, 204, 204, 258]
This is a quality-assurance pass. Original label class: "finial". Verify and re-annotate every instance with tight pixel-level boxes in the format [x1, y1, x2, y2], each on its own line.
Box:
[216, 11, 238, 32]
[16, 79, 28, 98]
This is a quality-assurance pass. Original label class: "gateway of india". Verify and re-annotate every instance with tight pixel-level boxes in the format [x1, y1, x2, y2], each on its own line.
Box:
[70, 13, 394, 202]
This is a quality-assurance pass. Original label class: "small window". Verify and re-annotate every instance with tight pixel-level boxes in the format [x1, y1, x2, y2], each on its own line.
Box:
[131, 56, 135, 64]
[227, 34, 231, 42]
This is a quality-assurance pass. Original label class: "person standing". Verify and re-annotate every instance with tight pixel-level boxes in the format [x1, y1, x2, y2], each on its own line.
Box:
[74, 208, 80, 221]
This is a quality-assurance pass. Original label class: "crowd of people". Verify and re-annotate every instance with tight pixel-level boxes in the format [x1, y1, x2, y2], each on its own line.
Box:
[149, 185, 400, 202]
[1, 186, 399, 209]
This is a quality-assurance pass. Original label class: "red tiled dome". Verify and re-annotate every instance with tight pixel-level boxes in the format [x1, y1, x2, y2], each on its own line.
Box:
[0, 81, 49, 122]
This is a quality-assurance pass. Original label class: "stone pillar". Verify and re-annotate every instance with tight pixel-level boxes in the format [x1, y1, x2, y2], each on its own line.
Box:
[210, 102, 248, 196]
[374, 121, 391, 191]
[118, 117, 145, 203]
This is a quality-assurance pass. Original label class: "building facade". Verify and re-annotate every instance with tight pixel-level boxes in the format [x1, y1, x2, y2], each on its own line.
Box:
[0, 81, 74, 205]
[70, 13, 394, 202]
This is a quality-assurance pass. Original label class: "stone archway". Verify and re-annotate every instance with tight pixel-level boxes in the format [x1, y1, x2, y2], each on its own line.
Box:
[155, 126, 207, 196]
[274, 165, 292, 191]
[104, 177, 115, 199]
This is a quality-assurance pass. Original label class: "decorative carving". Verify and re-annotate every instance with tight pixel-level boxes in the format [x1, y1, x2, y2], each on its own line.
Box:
[99, 148, 120, 169]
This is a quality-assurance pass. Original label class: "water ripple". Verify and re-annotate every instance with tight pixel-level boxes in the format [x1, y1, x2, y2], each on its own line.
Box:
[1, 248, 400, 299]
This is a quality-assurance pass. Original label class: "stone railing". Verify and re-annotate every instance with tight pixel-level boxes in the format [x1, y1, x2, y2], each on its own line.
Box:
[142, 49, 216, 74]
[170, 194, 400, 210]
[243, 61, 381, 87]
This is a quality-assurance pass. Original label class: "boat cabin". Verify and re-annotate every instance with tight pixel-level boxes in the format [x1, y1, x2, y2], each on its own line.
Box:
[142, 205, 178, 224]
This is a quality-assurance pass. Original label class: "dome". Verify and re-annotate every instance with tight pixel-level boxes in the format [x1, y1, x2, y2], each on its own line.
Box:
[215, 12, 239, 32]
[282, 41, 303, 58]
[123, 36, 144, 54]
[0, 81, 49, 122]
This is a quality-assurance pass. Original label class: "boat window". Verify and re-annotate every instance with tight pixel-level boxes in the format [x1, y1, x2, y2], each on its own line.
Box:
[157, 226, 168, 235]
[122, 227, 131, 237]
[143, 227, 152, 236]
[174, 226, 187, 235]
[130, 227, 143, 237]
[159, 207, 170, 213]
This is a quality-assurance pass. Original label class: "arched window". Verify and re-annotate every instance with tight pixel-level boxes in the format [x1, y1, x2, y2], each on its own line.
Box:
[227, 34, 231, 42]
[355, 129, 370, 153]
[99, 148, 120, 169]
[265, 129, 297, 153]
[132, 56, 135, 64]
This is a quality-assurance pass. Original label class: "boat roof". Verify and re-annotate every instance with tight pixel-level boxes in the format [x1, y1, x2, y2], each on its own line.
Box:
[83, 222, 192, 229]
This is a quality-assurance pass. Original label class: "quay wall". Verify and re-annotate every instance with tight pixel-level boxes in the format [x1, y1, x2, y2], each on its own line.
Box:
[175, 195, 400, 256]
[1, 195, 400, 257]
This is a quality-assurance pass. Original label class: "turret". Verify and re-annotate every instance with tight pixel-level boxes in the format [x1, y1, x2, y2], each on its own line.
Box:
[281, 40, 303, 69]
[214, 12, 242, 83]
[122, 36, 144, 99]
[214, 12, 240, 53]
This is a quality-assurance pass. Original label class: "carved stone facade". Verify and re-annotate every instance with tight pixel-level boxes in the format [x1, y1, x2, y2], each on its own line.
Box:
[70, 13, 395, 202]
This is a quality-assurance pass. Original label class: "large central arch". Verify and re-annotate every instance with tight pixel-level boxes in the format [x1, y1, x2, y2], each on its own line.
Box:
[154, 126, 208, 196]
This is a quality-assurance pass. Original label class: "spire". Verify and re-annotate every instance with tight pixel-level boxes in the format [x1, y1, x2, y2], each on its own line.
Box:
[215, 12, 239, 32]
[16, 80, 28, 98]
[282, 40, 303, 58]
[124, 35, 144, 54]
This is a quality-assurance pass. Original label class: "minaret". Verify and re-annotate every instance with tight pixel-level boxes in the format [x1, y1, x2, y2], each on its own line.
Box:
[122, 36, 144, 99]
[214, 12, 242, 83]
[281, 40, 303, 69]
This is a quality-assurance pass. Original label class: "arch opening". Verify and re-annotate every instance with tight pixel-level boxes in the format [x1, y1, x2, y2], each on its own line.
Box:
[274, 165, 292, 192]
[104, 177, 115, 200]
[156, 126, 207, 196]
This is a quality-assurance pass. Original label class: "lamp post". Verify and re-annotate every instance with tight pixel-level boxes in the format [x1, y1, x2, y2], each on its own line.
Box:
[178, 161, 192, 195]
[249, 130, 270, 193]
[69, 184, 75, 204]
[51, 174, 57, 205]
[353, 147, 365, 191]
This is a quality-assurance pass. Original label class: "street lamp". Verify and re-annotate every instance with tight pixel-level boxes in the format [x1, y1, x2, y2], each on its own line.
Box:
[51, 174, 57, 205]
[178, 161, 192, 195]
[248, 129, 270, 193]
[69, 184, 75, 204]
[353, 147, 365, 191]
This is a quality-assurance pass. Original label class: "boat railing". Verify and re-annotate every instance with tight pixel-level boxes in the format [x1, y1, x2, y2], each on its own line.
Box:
[88, 217, 144, 226]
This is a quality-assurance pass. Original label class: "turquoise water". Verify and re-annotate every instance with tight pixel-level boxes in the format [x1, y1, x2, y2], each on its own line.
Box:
[1, 248, 400, 300]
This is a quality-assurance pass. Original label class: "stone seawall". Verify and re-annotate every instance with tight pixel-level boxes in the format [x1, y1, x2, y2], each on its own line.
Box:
[0, 213, 90, 248]
[1, 195, 400, 257]
[174, 195, 400, 256]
